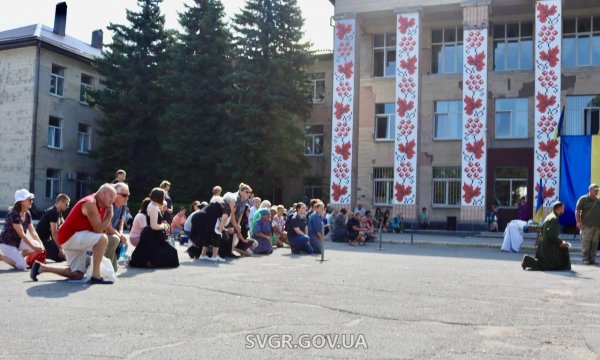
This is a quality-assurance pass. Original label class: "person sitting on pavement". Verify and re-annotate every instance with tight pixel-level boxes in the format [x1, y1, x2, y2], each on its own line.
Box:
[521, 201, 571, 271]
[184, 201, 206, 238]
[248, 197, 261, 224]
[363, 210, 376, 242]
[331, 208, 348, 242]
[0, 189, 45, 270]
[487, 203, 499, 232]
[30, 184, 115, 284]
[35, 193, 70, 263]
[129, 188, 179, 268]
[389, 213, 404, 233]
[289, 202, 313, 254]
[129, 198, 151, 247]
[251, 209, 273, 255]
[272, 205, 287, 247]
[347, 211, 366, 246]
[123, 207, 133, 231]
[307, 201, 325, 254]
[171, 207, 187, 239]
[234, 203, 257, 256]
[374, 207, 383, 229]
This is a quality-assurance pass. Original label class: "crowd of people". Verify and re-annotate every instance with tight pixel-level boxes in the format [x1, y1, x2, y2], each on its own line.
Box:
[5, 169, 594, 281]
[2, 170, 393, 284]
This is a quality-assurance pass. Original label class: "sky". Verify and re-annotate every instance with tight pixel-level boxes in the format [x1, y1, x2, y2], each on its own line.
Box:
[1, 0, 335, 50]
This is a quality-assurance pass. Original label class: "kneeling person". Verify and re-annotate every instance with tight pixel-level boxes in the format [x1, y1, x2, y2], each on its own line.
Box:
[251, 209, 273, 255]
[30, 184, 116, 284]
[521, 201, 571, 271]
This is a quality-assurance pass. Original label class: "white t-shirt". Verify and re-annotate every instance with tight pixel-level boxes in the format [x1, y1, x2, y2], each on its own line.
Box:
[184, 209, 201, 232]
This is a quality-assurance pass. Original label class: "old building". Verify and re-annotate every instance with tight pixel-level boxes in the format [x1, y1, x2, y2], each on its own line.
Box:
[0, 2, 103, 212]
[327, 0, 600, 229]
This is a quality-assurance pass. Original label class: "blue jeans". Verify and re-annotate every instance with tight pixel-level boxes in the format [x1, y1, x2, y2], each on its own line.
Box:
[309, 236, 323, 254]
[290, 234, 313, 254]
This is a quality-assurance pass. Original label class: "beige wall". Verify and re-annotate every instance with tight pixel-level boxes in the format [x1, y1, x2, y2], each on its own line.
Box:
[0, 47, 37, 208]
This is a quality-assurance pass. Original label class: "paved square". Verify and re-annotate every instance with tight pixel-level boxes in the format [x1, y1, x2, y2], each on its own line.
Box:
[1, 242, 599, 359]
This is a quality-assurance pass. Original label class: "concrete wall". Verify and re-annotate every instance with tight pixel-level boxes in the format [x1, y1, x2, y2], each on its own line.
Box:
[33, 48, 103, 210]
[0, 47, 36, 209]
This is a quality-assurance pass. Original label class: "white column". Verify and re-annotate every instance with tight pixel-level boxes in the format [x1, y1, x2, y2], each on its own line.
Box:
[330, 18, 356, 205]
[534, 0, 562, 214]
[394, 12, 420, 220]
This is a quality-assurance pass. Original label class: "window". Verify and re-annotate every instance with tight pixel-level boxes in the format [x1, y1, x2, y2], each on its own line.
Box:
[373, 167, 393, 205]
[50, 64, 65, 96]
[434, 100, 462, 140]
[494, 168, 527, 207]
[77, 123, 91, 153]
[76, 172, 90, 199]
[304, 185, 325, 204]
[373, 33, 396, 77]
[375, 103, 395, 141]
[564, 95, 600, 135]
[46, 169, 61, 199]
[563, 16, 600, 67]
[495, 98, 528, 138]
[493, 22, 533, 71]
[432, 27, 463, 74]
[80, 74, 94, 104]
[309, 73, 325, 103]
[304, 125, 323, 156]
[47, 116, 62, 149]
[433, 167, 461, 206]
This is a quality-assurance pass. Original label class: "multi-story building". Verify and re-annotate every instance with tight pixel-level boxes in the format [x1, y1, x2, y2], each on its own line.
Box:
[0, 2, 103, 212]
[327, 0, 600, 229]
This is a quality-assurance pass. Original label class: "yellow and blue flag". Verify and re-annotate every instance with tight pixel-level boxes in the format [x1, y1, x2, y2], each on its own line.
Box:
[534, 178, 544, 223]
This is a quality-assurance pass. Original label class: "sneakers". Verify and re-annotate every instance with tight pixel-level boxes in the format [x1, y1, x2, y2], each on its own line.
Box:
[89, 276, 114, 285]
[199, 255, 210, 261]
[30, 261, 41, 281]
[209, 255, 226, 262]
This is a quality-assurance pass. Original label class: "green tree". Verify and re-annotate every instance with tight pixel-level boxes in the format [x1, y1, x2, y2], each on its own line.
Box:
[159, 0, 233, 201]
[90, 0, 170, 198]
[226, 0, 313, 196]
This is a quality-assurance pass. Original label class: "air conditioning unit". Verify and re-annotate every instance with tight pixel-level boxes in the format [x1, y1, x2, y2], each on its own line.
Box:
[66, 172, 76, 181]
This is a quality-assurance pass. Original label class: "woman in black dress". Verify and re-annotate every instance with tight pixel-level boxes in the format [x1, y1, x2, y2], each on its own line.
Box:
[189, 197, 227, 262]
[129, 188, 179, 268]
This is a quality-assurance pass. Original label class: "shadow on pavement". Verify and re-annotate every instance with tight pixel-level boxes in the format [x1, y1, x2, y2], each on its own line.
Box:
[117, 266, 157, 278]
[26, 280, 87, 298]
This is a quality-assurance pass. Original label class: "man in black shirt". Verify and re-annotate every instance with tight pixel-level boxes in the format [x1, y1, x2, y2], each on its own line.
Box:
[35, 194, 70, 262]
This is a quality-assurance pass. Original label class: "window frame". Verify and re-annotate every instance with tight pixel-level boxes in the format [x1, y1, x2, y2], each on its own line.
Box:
[373, 33, 397, 78]
[373, 167, 394, 206]
[494, 98, 529, 139]
[47, 116, 62, 149]
[75, 172, 90, 199]
[564, 95, 600, 135]
[562, 16, 600, 68]
[309, 73, 325, 104]
[492, 21, 534, 72]
[304, 125, 324, 157]
[45, 168, 61, 200]
[80, 73, 94, 104]
[431, 27, 463, 74]
[494, 167, 528, 208]
[433, 100, 462, 140]
[374, 103, 395, 141]
[77, 123, 92, 154]
[432, 166, 461, 207]
[50, 64, 65, 97]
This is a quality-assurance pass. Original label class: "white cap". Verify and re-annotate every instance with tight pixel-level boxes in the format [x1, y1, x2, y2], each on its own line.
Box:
[14, 189, 34, 203]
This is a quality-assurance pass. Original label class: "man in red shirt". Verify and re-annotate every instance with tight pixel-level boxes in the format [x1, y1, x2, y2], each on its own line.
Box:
[30, 184, 116, 284]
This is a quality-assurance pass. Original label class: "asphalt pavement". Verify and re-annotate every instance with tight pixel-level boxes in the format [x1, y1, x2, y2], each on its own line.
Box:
[1, 236, 599, 359]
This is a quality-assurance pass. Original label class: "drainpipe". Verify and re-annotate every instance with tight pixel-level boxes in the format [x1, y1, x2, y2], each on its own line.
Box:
[30, 40, 41, 195]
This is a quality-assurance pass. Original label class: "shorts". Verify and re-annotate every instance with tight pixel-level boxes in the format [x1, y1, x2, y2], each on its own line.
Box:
[61, 231, 103, 273]
[0, 240, 40, 270]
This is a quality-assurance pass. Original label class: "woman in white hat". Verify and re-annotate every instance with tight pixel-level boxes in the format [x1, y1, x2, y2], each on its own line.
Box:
[0, 189, 45, 270]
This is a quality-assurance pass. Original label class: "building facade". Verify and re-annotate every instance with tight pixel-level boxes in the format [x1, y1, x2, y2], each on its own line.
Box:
[0, 3, 103, 212]
[327, 0, 600, 229]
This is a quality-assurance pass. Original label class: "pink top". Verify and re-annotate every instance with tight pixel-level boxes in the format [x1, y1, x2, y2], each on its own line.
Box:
[171, 213, 186, 229]
[129, 213, 147, 246]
